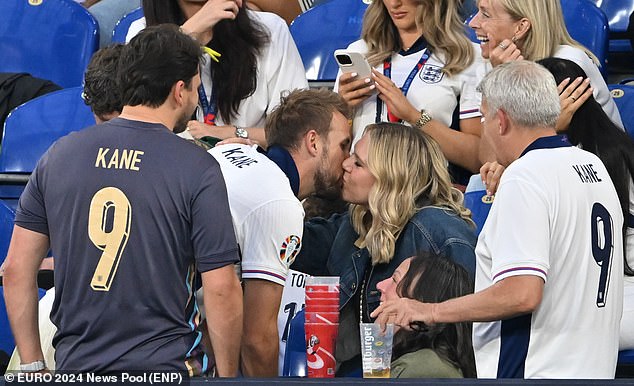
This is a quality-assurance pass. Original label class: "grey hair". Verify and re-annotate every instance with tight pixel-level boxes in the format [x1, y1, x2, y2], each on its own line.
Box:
[477, 61, 560, 128]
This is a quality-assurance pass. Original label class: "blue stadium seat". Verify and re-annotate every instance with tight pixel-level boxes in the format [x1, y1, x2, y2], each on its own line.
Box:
[289, 0, 368, 83]
[0, 87, 95, 201]
[608, 81, 634, 140]
[0, 0, 99, 88]
[112, 7, 144, 44]
[464, 174, 493, 236]
[561, 0, 610, 79]
[0, 287, 47, 369]
[590, 0, 634, 52]
[282, 309, 307, 377]
[0, 199, 15, 267]
[461, 0, 478, 19]
[617, 349, 634, 378]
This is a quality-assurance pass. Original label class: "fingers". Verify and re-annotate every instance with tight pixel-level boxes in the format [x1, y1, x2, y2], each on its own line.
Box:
[490, 39, 522, 67]
[338, 72, 374, 107]
[507, 49, 523, 61]
[560, 78, 592, 109]
[200, 0, 240, 22]
[480, 161, 504, 195]
[569, 78, 592, 104]
[495, 38, 513, 51]
[560, 77, 587, 98]
[186, 120, 209, 139]
[216, 138, 256, 146]
[557, 77, 571, 94]
[371, 68, 396, 90]
[575, 84, 593, 106]
[370, 302, 384, 319]
[216, 0, 240, 20]
[371, 69, 402, 100]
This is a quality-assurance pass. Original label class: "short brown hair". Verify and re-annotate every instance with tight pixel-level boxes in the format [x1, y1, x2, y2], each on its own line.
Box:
[265, 89, 351, 150]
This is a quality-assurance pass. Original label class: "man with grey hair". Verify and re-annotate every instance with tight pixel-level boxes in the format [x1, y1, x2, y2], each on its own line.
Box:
[371, 61, 624, 379]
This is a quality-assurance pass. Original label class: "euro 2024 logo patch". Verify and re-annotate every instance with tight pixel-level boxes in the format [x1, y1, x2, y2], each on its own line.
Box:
[419, 64, 444, 84]
[280, 235, 301, 266]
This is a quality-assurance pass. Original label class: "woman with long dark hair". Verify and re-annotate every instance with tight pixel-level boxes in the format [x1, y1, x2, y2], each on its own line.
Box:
[376, 253, 476, 378]
[128, 0, 308, 144]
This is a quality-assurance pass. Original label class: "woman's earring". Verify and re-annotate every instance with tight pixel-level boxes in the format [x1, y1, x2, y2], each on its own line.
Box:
[511, 36, 518, 43]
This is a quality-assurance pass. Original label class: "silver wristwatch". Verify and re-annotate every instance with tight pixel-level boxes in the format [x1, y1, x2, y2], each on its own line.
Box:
[235, 126, 249, 139]
[20, 360, 46, 372]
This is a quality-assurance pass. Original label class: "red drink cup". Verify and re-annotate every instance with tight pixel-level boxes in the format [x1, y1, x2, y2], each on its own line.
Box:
[305, 322, 339, 378]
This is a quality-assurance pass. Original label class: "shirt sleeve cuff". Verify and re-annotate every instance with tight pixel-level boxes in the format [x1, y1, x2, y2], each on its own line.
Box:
[492, 265, 548, 284]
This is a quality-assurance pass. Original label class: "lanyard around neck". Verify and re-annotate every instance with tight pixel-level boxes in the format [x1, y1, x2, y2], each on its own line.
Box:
[198, 84, 218, 125]
[375, 48, 431, 123]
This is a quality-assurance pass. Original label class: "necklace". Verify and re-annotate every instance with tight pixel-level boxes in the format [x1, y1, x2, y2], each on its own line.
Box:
[359, 265, 375, 322]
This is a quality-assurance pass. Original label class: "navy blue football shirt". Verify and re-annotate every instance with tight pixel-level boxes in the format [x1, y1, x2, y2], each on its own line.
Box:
[15, 118, 239, 373]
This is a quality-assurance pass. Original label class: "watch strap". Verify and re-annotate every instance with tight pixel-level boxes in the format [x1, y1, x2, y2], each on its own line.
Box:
[414, 110, 432, 129]
[235, 126, 249, 139]
[20, 360, 46, 372]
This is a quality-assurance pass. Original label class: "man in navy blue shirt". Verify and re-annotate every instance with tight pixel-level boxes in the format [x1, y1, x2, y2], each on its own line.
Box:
[3, 25, 242, 376]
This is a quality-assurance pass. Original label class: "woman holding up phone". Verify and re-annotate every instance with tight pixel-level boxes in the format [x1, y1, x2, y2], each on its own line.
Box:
[337, 0, 487, 182]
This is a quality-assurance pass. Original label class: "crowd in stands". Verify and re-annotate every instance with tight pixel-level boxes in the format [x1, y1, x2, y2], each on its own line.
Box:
[1, 0, 633, 380]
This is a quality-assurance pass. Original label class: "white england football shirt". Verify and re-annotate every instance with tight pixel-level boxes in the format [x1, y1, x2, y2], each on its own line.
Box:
[209, 144, 304, 286]
[335, 39, 487, 145]
[474, 136, 624, 379]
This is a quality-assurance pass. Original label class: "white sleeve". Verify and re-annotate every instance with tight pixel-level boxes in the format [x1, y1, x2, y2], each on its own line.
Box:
[458, 44, 485, 120]
[240, 199, 305, 286]
[487, 176, 551, 283]
[259, 13, 308, 115]
[125, 17, 146, 43]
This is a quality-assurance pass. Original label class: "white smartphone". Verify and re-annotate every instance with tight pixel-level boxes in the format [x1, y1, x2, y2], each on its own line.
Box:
[334, 49, 373, 78]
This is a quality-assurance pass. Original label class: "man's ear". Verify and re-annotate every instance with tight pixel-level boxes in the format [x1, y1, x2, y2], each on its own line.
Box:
[497, 109, 510, 136]
[304, 129, 320, 157]
[171, 80, 187, 107]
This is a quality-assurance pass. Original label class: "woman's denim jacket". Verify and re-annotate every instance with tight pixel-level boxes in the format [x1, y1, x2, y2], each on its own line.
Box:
[291, 206, 477, 320]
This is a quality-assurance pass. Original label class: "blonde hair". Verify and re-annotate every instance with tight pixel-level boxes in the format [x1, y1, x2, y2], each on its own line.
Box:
[350, 123, 474, 265]
[497, 0, 599, 65]
[361, 0, 474, 76]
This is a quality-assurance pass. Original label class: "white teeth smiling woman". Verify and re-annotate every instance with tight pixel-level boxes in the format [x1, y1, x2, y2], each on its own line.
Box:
[468, 0, 623, 130]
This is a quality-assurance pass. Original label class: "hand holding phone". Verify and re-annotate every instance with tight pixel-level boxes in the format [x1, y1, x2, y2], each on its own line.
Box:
[334, 49, 375, 107]
[334, 49, 372, 78]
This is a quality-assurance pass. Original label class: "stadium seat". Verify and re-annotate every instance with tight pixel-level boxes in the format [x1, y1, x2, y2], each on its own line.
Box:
[608, 81, 634, 140]
[461, 0, 478, 19]
[590, 0, 634, 52]
[561, 0, 610, 79]
[0, 87, 95, 203]
[0, 0, 99, 88]
[112, 7, 144, 43]
[289, 0, 368, 84]
[282, 309, 307, 377]
[0, 199, 15, 267]
[463, 174, 494, 236]
[0, 287, 47, 373]
[617, 349, 634, 378]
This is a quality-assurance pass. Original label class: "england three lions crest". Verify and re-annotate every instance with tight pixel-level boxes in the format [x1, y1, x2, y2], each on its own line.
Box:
[419, 65, 444, 84]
